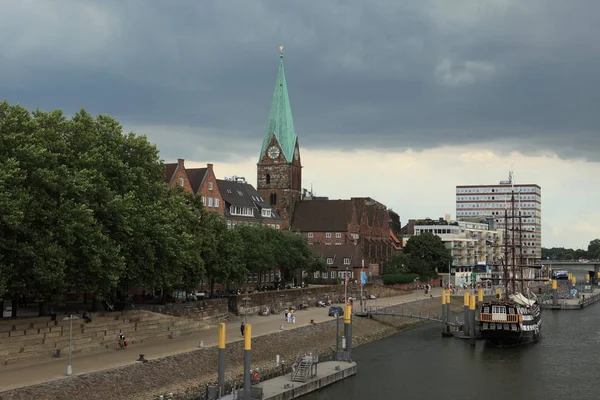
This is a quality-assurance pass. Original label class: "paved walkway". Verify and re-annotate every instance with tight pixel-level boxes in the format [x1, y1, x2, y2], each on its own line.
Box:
[0, 288, 442, 392]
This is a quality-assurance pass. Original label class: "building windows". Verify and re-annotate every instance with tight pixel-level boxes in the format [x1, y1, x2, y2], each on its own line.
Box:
[270, 192, 277, 205]
[326, 233, 332, 238]
[202, 197, 206, 206]
[266, 174, 271, 184]
[327, 257, 333, 265]
[215, 198, 219, 208]
[275, 225, 280, 230]
[314, 271, 320, 278]
[261, 208, 272, 217]
[335, 233, 342, 238]
[230, 206, 254, 217]
[237, 190, 244, 196]
[322, 271, 328, 279]
[331, 271, 337, 278]
[227, 220, 232, 229]
[307, 232, 314, 238]
[343, 258, 350, 265]
[178, 177, 184, 187]
[208, 181, 213, 191]
[208, 197, 214, 207]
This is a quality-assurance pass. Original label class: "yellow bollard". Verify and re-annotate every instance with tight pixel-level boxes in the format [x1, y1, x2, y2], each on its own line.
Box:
[445, 291, 451, 304]
[464, 292, 470, 307]
[469, 295, 476, 311]
[442, 290, 447, 305]
[586, 274, 590, 282]
[572, 276, 577, 285]
[551, 279, 557, 290]
[477, 288, 484, 302]
[496, 287, 502, 299]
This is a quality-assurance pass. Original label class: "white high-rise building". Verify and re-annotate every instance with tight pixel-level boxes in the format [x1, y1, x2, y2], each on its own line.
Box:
[455, 174, 541, 261]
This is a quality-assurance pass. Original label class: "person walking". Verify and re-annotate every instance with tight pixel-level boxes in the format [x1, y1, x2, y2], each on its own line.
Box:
[240, 321, 245, 337]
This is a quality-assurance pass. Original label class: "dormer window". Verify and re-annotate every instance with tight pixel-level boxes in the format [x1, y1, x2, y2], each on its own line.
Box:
[237, 190, 244, 196]
[230, 206, 254, 217]
[261, 208, 272, 217]
[178, 177, 184, 187]
[326, 233, 332, 238]
[327, 258, 333, 265]
[343, 258, 351, 265]
[208, 182, 213, 191]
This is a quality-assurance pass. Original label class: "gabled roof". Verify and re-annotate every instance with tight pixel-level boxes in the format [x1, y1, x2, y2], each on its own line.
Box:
[216, 179, 283, 221]
[164, 163, 178, 185]
[291, 200, 353, 232]
[259, 50, 297, 163]
[309, 243, 364, 268]
[186, 168, 207, 194]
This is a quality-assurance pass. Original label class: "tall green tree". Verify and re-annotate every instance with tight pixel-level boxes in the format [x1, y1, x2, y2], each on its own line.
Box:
[199, 211, 245, 296]
[403, 233, 452, 279]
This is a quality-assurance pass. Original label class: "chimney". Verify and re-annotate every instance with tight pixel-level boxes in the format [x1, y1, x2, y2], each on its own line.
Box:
[177, 159, 185, 168]
[207, 163, 213, 173]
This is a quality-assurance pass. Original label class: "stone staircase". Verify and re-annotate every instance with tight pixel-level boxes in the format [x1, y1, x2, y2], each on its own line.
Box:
[0, 310, 209, 367]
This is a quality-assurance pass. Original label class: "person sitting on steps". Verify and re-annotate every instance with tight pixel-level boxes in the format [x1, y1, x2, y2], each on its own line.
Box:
[83, 310, 92, 323]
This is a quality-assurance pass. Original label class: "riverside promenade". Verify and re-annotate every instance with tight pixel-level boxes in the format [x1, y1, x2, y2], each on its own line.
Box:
[0, 288, 442, 392]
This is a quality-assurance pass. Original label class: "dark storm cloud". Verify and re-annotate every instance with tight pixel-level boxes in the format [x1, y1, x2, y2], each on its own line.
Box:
[2, 0, 600, 162]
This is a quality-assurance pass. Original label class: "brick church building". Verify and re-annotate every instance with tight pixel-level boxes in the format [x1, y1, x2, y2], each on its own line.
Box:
[256, 48, 402, 280]
[164, 48, 402, 281]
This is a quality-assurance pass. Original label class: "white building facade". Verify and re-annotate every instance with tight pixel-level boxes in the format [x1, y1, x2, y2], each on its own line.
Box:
[413, 220, 503, 267]
[455, 179, 541, 262]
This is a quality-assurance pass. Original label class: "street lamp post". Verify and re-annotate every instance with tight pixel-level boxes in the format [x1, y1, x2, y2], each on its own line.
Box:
[242, 297, 250, 323]
[63, 314, 80, 376]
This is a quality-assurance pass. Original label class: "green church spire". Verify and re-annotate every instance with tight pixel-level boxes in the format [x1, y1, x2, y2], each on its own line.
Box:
[259, 45, 297, 163]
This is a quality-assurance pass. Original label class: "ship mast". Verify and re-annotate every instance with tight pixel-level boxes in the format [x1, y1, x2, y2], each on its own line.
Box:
[510, 192, 516, 295]
[503, 207, 509, 296]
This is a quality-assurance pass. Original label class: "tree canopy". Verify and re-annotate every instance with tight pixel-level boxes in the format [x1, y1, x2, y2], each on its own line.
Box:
[0, 101, 323, 316]
[542, 240, 600, 261]
[387, 233, 452, 280]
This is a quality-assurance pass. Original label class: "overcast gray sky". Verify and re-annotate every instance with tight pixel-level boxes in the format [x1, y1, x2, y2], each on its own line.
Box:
[2, 0, 599, 248]
[2, 0, 600, 162]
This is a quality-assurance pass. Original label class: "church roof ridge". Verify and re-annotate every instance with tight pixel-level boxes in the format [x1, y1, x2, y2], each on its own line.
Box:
[258, 45, 297, 163]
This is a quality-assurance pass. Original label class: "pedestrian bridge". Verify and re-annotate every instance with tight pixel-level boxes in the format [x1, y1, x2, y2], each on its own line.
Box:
[354, 306, 462, 327]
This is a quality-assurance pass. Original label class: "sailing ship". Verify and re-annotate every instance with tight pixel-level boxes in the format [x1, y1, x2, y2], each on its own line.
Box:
[477, 183, 543, 347]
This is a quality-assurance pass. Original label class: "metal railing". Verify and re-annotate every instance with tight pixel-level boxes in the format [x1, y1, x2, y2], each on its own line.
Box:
[479, 313, 520, 323]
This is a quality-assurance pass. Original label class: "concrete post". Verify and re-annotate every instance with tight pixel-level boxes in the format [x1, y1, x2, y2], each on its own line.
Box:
[243, 324, 252, 400]
[441, 290, 447, 326]
[218, 323, 226, 390]
[469, 295, 476, 346]
[445, 291, 451, 332]
[463, 292, 470, 338]
[344, 305, 352, 360]
[552, 279, 558, 306]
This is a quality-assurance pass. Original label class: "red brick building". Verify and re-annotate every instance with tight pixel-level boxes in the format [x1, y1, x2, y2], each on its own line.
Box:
[164, 159, 193, 192]
[290, 198, 402, 279]
[254, 49, 402, 279]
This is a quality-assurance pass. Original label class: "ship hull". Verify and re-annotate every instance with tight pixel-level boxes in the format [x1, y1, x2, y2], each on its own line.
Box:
[478, 299, 542, 347]
[480, 327, 541, 347]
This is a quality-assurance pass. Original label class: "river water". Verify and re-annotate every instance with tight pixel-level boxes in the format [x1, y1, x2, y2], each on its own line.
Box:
[305, 265, 600, 400]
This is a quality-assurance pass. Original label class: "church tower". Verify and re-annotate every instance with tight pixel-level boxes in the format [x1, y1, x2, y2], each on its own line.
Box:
[257, 46, 302, 229]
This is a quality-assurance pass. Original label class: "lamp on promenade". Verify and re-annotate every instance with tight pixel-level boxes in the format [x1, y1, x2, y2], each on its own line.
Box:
[63, 314, 80, 376]
[242, 297, 250, 323]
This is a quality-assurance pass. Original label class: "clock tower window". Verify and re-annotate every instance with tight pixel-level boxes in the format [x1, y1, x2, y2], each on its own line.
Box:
[270, 192, 277, 206]
[266, 174, 271, 184]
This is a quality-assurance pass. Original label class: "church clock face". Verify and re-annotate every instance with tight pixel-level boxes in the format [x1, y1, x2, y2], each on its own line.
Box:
[294, 147, 299, 161]
[268, 146, 280, 159]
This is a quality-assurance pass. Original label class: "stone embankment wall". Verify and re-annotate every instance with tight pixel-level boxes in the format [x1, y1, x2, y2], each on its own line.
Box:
[231, 283, 400, 316]
[0, 296, 446, 400]
[135, 298, 229, 324]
